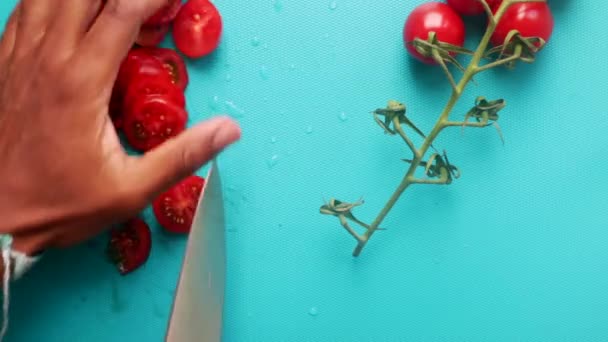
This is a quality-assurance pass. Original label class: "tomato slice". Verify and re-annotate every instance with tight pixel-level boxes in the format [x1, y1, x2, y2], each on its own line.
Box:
[123, 96, 188, 152]
[109, 88, 124, 130]
[123, 74, 185, 115]
[117, 51, 168, 93]
[136, 23, 170, 47]
[107, 218, 152, 275]
[138, 47, 189, 91]
[144, 0, 182, 26]
[172, 0, 223, 58]
[153, 175, 205, 234]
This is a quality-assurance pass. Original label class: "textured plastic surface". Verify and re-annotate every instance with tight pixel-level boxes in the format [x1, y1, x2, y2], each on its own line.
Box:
[2, 0, 608, 341]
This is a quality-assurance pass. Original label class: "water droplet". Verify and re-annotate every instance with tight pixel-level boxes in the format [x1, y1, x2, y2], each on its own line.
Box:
[270, 136, 278, 144]
[339, 112, 348, 122]
[278, 223, 284, 229]
[251, 36, 261, 47]
[329, 1, 337, 10]
[273, 0, 283, 12]
[262, 43, 269, 50]
[306, 126, 314, 134]
[209, 95, 221, 111]
[308, 307, 319, 316]
[225, 73, 233, 82]
[288, 63, 296, 70]
[259, 65, 270, 80]
[267, 155, 279, 168]
[224, 100, 245, 118]
[323, 33, 330, 39]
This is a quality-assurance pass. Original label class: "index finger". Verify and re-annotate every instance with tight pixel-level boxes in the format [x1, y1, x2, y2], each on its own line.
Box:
[79, 0, 165, 84]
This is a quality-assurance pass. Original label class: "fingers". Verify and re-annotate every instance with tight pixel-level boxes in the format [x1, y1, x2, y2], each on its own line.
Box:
[0, 4, 20, 65]
[127, 116, 241, 204]
[13, 0, 57, 57]
[43, 0, 102, 51]
[81, 0, 166, 84]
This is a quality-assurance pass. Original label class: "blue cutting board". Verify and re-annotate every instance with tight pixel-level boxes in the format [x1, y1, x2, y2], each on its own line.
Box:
[2, 0, 608, 341]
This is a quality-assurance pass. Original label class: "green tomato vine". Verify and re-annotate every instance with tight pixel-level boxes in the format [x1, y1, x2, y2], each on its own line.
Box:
[320, 0, 550, 257]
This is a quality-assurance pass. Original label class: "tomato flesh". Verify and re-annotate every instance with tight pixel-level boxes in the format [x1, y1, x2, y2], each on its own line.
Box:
[136, 23, 170, 47]
[403, 2, 466, 64]
[491, 2, 554, 47]
[123, 96, 188, 152]
[138, 47, 189, 91]
[107, 218, 152, 275]
[153, 175, 205, 234]
[144, 0, 182, 26]
[172, 0, 223, 58]
[123, 74, 185, 115]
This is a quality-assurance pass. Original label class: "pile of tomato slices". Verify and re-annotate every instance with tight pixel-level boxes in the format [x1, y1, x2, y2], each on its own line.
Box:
[403, 0, 554, 63]
[108, 0, 222, 275]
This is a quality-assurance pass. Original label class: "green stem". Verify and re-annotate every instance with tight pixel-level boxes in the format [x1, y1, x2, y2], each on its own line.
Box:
[352, 0, 518, 257]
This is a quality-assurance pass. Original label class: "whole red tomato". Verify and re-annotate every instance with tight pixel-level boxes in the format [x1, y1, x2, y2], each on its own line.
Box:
[403, 2, 466, 64]
[447, 0, 498, 16]
[491, 2, 554, 46]
[172, 0, 223, 58]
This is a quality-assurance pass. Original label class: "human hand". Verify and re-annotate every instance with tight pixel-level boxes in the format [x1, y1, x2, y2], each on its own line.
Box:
[0, 0, 241, 255]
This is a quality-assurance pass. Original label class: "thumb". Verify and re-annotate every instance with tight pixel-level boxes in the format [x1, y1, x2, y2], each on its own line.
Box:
[127, 116, 241, 203]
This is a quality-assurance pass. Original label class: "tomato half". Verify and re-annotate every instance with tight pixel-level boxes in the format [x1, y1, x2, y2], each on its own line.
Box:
[447, 0, 498, 16]
[144, 0, 182, 26]
[172, 0, 223, 58]
[107, 218, 152, 275]
[123, 75, 186, 115]
[117, 51, 168, 93]
[153, 175, 205, 234]
[138, 47, 189, 91]
[136, 23, 170, 47]
[490, 2, 554, 46]
[403, 2, 466, 64]
[123, 96, 188, 152]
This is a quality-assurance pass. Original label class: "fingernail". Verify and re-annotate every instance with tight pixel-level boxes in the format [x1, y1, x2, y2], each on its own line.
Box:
[212, 117, 241, 151]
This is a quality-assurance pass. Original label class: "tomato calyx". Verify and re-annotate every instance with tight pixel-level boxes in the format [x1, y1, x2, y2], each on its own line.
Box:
[409, 32, 474, 69]
[485, 30, 548, 67]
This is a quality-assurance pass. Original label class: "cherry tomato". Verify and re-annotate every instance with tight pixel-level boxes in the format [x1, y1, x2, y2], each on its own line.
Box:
[490, 2, 554, 47]
[123, 96, 188, 152]
[123, 74, 186, 115]
[117, 50, 168, 93]
[447, 0, 498, 16]
[144, 0, 182, 26]
[403, 2, 466, 64]
[107, 218, 152, 275]
[136, 23, 170, 47]
[153, 175, 205, 234]
[172, 0, 223, 58]
[138, 47, 189, 91]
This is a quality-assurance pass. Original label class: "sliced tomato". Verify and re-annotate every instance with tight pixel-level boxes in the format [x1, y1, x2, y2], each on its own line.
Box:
[109, 88, 124, 130]
[123, 96, 188, 152]
[153, 175, 205, 234]
[144, 0, 182, 26]
[123, 74, 185, 115]
[136, 23, 170, 47]
[138, 47, 189, 91]
[107, 218, 152, 275]
[117, 51, 168, 93]
[172, 0, 223, 58]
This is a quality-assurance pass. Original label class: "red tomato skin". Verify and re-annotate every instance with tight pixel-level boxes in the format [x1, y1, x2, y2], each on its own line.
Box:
[107, 218, 152, 275]
[137, 47, 190, 91]
[144, 0, 182, 26]
[136, 23, 170, 47]
[153, 175, 205, 234]
[447, 0, 498, 16]
[123, 97, 188, 152]
[172, 0, 223, 58]
[117, 50, 164, 93]
[403, 2, 466, 64]
[490, 2, 554, 46]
